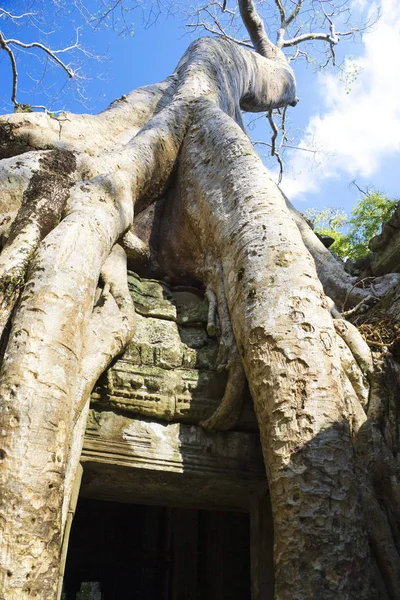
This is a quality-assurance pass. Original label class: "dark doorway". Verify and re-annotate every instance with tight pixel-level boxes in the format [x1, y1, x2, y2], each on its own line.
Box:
[63, 498, 251, 600]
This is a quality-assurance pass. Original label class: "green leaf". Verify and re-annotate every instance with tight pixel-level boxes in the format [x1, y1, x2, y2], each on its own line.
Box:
[306, 190, 398, 260]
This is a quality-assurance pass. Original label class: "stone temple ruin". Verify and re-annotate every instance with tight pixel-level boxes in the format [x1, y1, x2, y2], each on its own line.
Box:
[61, 202, 400, 600]
[61, 271, 272, 599]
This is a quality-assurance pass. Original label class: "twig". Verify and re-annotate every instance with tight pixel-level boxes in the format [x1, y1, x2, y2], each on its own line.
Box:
[0, 9, 37, 21]
[267, 110, 283, 184]
[186, 23, 251, 48]
[254, 141, 317, 154]
[4, 37, 74, 78]
[0, 26, 77, 108]
[0, 32, 18, 104]
[350, 180, 368, 196]
[342, 277, 378, 313]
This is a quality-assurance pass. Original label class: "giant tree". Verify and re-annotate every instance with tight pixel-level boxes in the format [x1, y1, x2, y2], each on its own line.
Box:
[0, 1, 399, 599]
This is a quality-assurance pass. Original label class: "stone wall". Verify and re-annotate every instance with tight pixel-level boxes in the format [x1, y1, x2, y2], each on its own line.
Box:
[91, 271, 257, 431]
[82, 271, 266, 509]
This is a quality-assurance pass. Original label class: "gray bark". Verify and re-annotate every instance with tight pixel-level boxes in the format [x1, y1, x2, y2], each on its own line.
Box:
[159, 102, 371, 599]
[0, 33, 399, 600]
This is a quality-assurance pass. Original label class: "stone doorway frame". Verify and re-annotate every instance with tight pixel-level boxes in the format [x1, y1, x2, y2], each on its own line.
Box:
[59, 410, 274, 599]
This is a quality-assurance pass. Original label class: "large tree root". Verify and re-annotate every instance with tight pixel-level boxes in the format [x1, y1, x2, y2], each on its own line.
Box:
[62, 243, 135, 533]
[1, 31, 398, 600]
[157, 97, 400, 599]
[73, 243, 136, 422]
[201, 273, 247, 431]
[0, 79, 177, 159]
[0, 36, 297, 598]
[341, 372, 400, 600]
[0, 90, 189, 600]
[0, 149, 77, 340]
[331, 305, 400, 600]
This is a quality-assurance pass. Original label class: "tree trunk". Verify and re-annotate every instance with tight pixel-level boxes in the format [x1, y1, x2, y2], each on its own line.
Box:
[0, 35, 399, 600]
[159, 101, 372, 599]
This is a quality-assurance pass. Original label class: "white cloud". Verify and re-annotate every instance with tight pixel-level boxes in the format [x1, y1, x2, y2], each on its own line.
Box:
[281, 0, 400, 200]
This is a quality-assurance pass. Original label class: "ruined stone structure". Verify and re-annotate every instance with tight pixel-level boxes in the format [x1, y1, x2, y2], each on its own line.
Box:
[62, 272, 272, 599]
[58, 199, 400, 599]
[1, 4, 400, 595]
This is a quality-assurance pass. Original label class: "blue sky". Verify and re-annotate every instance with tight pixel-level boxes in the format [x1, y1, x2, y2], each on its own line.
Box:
[0, 0, 398, 216]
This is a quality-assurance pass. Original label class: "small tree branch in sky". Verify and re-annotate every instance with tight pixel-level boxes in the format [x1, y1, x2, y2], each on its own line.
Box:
[267, 109, 284, 184]
[0, 32, 18, 105]
[275, 0, 304, 48]
[0, 31, 75, 109]
[274, 0, 286, 26]
[3, 38, 75, 78]
[0, 9, 37, 22]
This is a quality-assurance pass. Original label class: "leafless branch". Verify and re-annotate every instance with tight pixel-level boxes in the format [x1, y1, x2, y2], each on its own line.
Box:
[0, 9, 37, 22]
[280, 105, 288, 146]
[267, 110, 284, 184]
[238, 0, 282, 60]
[274, 0, 286, 26]
[286, 0, 303, 26]
[274, 0, 304, 47]
[350, 180, 368, 196]
[287, 47, 313, 63]
[254, 141, 317, 154]
[185, 1, 250, 46]
[198, 1, 235, 16]
[5, 38, 74, 77]
[201, 6, 235, 37]
[283, 30, 338, 47]
[0, 32, 18, 104]
[186, 22, 251, 47]
[0, 24, 76, 109]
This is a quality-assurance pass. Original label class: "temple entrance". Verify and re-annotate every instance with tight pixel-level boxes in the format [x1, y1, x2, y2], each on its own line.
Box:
[63, 498, 251, 600]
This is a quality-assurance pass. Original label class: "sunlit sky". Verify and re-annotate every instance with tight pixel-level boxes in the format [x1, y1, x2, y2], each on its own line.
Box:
[0, 0, 399, 215]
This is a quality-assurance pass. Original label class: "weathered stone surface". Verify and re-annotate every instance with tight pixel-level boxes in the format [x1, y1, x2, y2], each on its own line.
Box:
[171, 289, 209, 325]
[81, 409, 266, 510]
[128, 272, 177, 320]
[178, 325, 208, 349]
[366, 202, 400, 274]
[316, 232, 335, 248]
[371, 229, 400, 275]
[92, 271, 258, 430]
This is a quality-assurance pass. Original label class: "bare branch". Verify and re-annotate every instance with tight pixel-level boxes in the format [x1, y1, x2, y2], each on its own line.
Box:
[283, 31, 339, 47]
[274, 0, 286, 26]
[267, 110, 284, 184]
[269, 0, 364, 58]
[0, 9, 37, 21]
[254, 141, 317, 154]
[4, 37, 74, 78]
[186, 22, 251, 47]
[201, 6, 238, 39]
[238, 0, 283, 60]
[0, 31, 18, 105]
[336, 29, 361, 37]
[286, 0, 303, 26]
[274, 0, 304, 48]
[350, 180, 368, 196]
[280, 105, 288, 146]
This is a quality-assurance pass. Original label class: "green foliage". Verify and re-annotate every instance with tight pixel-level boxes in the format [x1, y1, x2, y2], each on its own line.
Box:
[306, 190, 398, 260]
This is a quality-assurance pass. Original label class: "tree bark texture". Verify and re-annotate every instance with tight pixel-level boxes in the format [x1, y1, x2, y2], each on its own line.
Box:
[0, 35, 399, 600]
